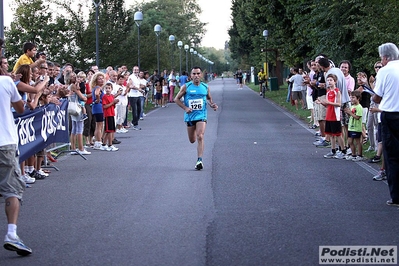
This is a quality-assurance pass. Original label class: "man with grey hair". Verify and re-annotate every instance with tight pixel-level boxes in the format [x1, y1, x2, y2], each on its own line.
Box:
[372, 42, 399, 207]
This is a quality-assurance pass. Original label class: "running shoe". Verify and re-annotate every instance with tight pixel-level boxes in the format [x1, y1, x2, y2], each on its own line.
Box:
[195, 160, 203, 170]
[323, 151, 335, 159]
[373, 170, 387, 181]
[4, 234, 32, 256]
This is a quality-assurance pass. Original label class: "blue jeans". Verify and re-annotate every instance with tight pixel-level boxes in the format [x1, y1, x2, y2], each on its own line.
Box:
[381, 111, 399, 202]
[139, 96, 145, 118]
[286, 84, 292, 102]
[128, 97, 141, 126]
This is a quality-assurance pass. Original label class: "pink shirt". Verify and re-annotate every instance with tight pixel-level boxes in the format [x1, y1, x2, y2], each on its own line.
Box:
[345, 74, 355, 92]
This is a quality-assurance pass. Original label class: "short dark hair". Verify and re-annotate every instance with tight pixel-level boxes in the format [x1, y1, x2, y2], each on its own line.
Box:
[191, 66, 202, 71]
[339, 60, 352, 71]
[318, 57, 330, 68]
[23, 42, 36, 53]
[351, 90, 361, 100]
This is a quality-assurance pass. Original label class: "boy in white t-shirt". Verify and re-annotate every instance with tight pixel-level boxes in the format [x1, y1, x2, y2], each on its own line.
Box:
[112, 74, 128, 133]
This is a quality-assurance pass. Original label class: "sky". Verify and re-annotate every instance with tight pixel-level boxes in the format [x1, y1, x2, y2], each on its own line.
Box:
[2, 0, 232, 50]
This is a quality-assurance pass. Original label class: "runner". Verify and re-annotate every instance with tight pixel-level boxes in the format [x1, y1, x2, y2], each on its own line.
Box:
[174, 66, 218, 170]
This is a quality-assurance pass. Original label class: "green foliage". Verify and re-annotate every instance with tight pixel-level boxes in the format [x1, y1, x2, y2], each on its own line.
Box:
[229, 0, 399, 75]
[4, 0, 219, 72]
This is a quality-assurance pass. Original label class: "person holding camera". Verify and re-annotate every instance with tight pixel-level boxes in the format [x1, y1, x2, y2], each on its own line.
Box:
[12, 42, 46, 73]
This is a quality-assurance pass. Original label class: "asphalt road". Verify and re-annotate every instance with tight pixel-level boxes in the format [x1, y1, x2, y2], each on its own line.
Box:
[1, 78, 398, 265]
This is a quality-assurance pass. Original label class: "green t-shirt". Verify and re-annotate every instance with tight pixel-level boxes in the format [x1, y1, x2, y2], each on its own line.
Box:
[348, 104, 363, 132]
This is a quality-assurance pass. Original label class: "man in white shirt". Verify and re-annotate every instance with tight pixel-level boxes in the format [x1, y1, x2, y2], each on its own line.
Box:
[127, 66, 144, 130]
[372, 42, 399, 207]
[0, 38, 33, 256]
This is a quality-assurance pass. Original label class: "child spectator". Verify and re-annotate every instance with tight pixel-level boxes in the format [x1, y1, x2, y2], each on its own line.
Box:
[162, 78, 169, 107]
[155, 79, 162, 107]
[344, 90, 363, 161]
[113, 74, 128, 133]
[318, 74, 346, 159]
[101, 83, 119, 151]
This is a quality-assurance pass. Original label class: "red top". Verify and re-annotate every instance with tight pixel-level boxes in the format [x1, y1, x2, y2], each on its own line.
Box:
[326, 88, 340, 121]
[85, 83, 93, 104]
[102, 94, 115, 117]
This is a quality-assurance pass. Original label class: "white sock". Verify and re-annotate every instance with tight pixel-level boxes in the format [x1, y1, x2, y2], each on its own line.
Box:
[7, 224, 17, 239]
[28, 166, 34, 173]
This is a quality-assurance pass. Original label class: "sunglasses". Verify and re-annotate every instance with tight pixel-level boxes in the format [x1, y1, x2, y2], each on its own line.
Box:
[192, 73, 201, 75]
[375, 66, 382, 69]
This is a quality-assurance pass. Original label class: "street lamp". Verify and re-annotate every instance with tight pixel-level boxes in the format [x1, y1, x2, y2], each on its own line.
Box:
[169, 35, 175, 70]
[154, 24, 162, 74]
[189, 48, 194, 70]
[134, 11, 143, 69]
[184, 44, 189, 72]
[193, 50, 198, 66]
[177, 41, 183, 75]
[263, 29, 269, 97]
[92, 0, 102, 67]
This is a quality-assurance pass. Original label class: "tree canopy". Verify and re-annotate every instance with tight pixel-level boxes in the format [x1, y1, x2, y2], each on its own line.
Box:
[228, 0, 399, 74]
[4, 0, 222, 73]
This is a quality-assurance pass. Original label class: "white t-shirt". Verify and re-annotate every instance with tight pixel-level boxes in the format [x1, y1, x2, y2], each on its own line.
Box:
[168, 74, 176, 87]
[374, 60, 399, 112]
[139, 78, 147, 97]
[127, 74, 141, 97]
[0, 76, 22, 146]
[112, 83, 128, 106]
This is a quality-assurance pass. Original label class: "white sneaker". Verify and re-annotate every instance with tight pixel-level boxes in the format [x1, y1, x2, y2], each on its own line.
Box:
[100, 145, 108, 151]
[20, 174, 35, 184]
[116, 129, 122, 134]
[76, 149, 91, 155]
[93, 142, 102, 150]
[4, 234, 32, 256]
[107, 145, 119, 152]
[121, 128, 128, 133]
[346, 148, 352, 155]
[37, 169, 49, 177]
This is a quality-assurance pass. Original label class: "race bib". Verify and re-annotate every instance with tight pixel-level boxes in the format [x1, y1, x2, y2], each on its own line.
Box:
[188, 99, 203, 110]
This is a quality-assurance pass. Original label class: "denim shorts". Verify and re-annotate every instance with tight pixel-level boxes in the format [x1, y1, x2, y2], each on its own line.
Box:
[0, 144, 24, 200]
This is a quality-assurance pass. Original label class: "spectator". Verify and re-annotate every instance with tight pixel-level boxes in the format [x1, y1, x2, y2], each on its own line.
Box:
[1, 56, 9, 74]
[126, 66, 142, 130]
[372, 42, 399, 207]
[0, 48, 33, 255]
[83, 70, 95, 147]
[65, 71, 90, 155]
[91, 72, 106, 149]
[12, 42, 45, 72]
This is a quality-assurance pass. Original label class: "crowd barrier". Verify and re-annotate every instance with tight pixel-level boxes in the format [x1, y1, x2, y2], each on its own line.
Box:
[14, 100, 87, 168]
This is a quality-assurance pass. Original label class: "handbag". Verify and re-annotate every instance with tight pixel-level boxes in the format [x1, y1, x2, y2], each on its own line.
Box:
[67, 96, 82, 116]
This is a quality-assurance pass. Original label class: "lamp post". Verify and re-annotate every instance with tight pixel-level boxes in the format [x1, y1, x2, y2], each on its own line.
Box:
[154, 24, 162, 74]
[184, 44, 189, 72]
[92, 0, 102, 67]
[134, 11, 143, 69]
[263, 29, 269, 97]
[193, 50, 198, 66]
[168, 35, 175, 70]
[177, 41, 183, 75]
[189, 48, 194, 70]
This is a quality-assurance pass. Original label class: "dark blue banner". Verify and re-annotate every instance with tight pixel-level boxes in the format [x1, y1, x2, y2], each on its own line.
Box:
[14, 100, 69, 163]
